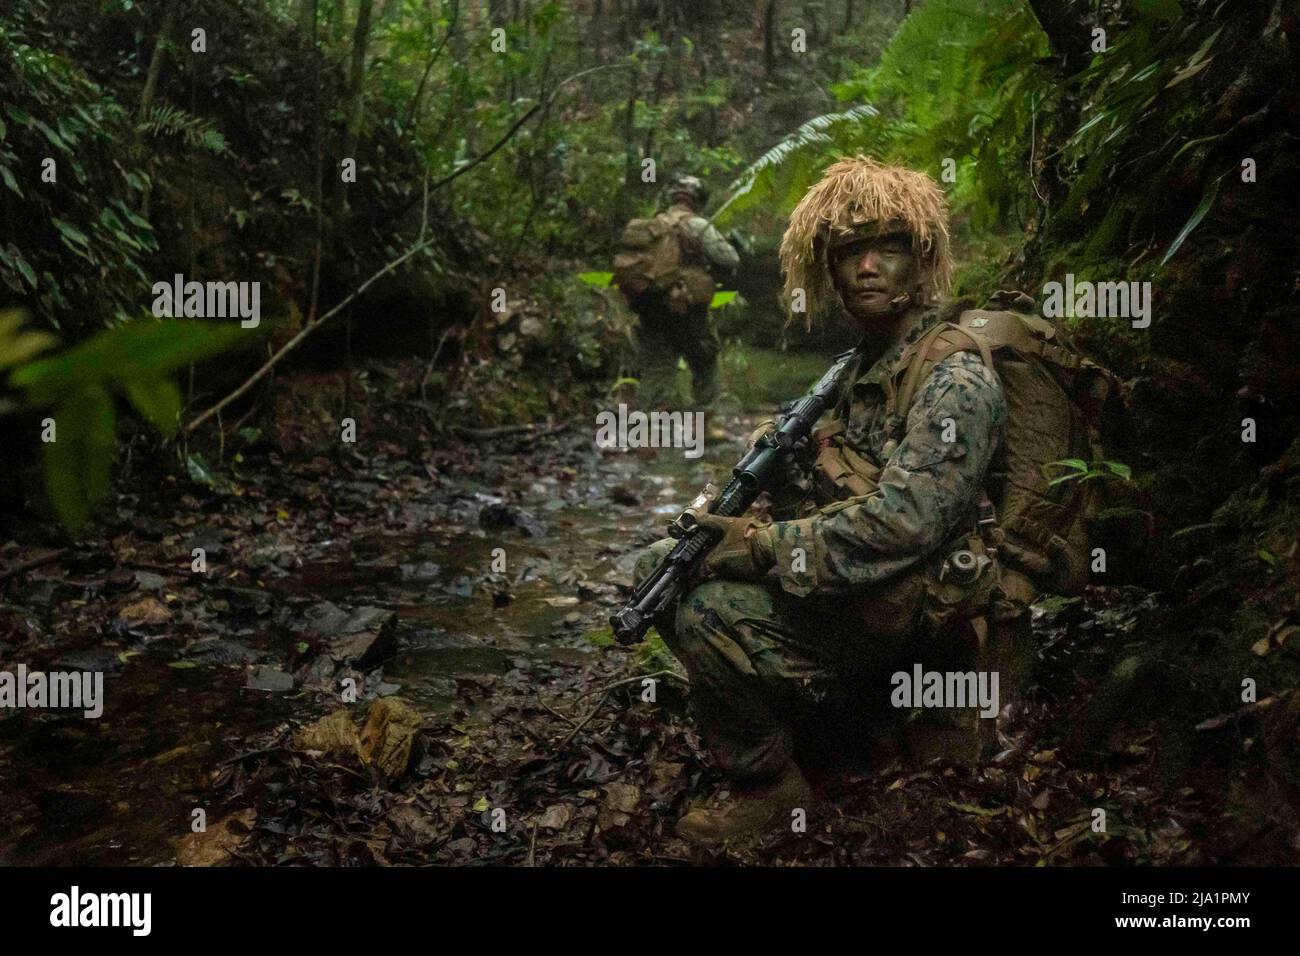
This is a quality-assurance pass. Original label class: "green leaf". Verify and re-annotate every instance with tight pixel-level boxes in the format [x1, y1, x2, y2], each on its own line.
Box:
[1161, 177, 1222, 267]
[186, 452, 215, 487]
[123, 378, 182, 436]
[1102, 461, 1132, 480]
[709, 290, 739, 309]
[0, 309, 58, 369]
[42, 385, 116, 532]
[607, 376, 640, 394]
[577, 271, 613, 287]
[1044, 458, 1089, 478]
[11, 319, 249, 406]
[0, 164, 23, 198]
[11, 250, 37, 290]
[167, 661, 200, 669]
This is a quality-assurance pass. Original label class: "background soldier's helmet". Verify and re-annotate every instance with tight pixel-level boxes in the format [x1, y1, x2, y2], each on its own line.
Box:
[779, 155, 953, 326]
[665, 175, 709, 211]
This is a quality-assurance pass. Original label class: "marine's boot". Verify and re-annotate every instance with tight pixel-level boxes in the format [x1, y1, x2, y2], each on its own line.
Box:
[676, 762, 815, 845]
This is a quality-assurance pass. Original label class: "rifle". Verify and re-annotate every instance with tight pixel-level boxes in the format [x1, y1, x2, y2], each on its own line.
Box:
[610, 347, 859, 645]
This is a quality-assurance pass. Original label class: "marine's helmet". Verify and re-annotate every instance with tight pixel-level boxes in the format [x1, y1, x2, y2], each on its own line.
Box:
[664, 175, 708, 212]
[778, 155, 952, 326]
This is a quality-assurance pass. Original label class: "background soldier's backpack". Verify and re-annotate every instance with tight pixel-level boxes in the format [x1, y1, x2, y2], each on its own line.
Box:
[888, 291, 1129, 602]
[613, 208, 714, 313]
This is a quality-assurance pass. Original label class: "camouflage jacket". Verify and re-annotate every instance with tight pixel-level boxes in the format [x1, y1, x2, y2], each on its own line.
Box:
[753, 309, 1006, 598]
[668, 204, 740, 276]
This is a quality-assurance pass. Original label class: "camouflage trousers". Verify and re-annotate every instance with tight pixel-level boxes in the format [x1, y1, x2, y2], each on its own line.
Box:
[634, 538, 1014, 784]
[630, 298, 719, 406]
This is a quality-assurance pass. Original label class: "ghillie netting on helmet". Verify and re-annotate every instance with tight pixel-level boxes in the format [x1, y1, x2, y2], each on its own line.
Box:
[779, 155, 952, 328]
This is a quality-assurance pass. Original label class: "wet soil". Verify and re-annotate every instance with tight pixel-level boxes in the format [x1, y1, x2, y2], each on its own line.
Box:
[0, 350, 1292, 866]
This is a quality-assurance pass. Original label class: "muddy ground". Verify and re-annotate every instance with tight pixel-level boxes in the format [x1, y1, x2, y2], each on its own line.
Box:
[0, 354, 1292, 866]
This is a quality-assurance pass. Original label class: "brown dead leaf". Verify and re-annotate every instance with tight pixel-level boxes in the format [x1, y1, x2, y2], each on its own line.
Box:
[603, 782, 640, 814]
[538, 804, 574, 830]
[358, 697, 422, 780]
[175, 809, 256, 866]
[117, 596, 170, 626]
[293, 709, 359, 755]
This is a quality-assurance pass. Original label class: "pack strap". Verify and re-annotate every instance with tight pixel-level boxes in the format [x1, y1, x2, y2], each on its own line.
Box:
[889, 323, 994, 418]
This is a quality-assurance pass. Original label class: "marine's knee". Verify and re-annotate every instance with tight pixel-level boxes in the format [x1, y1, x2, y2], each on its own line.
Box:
[675, 579, 754, 636]
[632, 537, 677, 587]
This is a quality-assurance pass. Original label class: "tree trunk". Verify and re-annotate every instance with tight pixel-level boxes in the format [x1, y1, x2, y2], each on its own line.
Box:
[623, 65, 639, 188]
[1025, 0, 1090, 75]
[591, 0, 604, 63]
[137, 2, 180, 125]
[334, 0, 375, 218]
[763, 0, 778, 78]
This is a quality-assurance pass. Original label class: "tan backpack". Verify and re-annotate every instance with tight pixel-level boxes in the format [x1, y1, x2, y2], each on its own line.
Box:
[613, 208, 714, 313]
[886, 292, 1123, 601]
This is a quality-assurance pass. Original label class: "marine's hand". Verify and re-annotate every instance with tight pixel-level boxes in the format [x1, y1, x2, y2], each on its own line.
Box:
[747, 419, 776, 450]
[691, 512, 776, 585]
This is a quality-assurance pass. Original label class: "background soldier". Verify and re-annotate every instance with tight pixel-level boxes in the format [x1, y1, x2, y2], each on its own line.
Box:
[634, 156, 1011, 844]
[613, 175, 740, 407]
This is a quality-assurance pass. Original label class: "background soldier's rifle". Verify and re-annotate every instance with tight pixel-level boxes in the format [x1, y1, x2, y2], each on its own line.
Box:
[610, 348, 857, 645]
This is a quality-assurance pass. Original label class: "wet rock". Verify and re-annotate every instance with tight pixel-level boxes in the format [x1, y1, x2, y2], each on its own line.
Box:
[104, 568, 137, 593]
[182, 528, 231, 557]
[296, 654, 337, 686]
[133, 570, 166, 591]
[245, 665, 294, 692]
[302, 602, 397, 670]
[358, 697, 422, 781]
[446, 575, 474, 598]
[399, 560, 442, 581]
[183, 637, 264, 666]
[53, 649, 122, 673]
[221, 586, 274, 617]
[478, 502, 546, 537]
[609, 485, 640, 506]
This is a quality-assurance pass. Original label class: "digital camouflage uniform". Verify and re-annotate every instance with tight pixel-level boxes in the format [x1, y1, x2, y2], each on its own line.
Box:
[627, 204, 739, 406]
[634, 307, 1009, 783]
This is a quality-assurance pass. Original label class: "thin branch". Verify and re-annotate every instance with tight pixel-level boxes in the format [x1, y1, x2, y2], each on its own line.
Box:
[427, 63, 631, 194]
[183, 171, 432, 435]
[0, 549, 68, 584]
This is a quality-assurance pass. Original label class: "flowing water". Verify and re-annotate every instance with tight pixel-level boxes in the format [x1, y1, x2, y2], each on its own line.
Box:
[0, 348, 829, 864]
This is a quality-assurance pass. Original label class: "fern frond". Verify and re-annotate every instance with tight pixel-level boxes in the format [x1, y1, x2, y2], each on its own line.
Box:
[711, 104, 881, 225]
[137, 104, 228, 154]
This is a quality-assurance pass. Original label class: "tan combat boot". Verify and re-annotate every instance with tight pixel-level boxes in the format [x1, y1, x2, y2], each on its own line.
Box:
[676, 762, 816, 845]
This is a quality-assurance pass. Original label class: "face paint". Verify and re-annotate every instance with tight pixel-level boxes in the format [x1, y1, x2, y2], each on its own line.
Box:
[830, 229, 922, 324]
